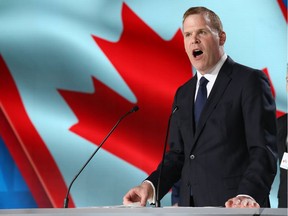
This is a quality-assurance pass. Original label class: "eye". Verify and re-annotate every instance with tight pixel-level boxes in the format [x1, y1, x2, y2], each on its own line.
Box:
[199, 30, 206, 35]
[184, 32, 191, 38]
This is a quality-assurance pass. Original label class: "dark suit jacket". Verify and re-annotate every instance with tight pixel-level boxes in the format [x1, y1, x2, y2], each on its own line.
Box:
[277, 114, 287, 208]
[147, 57, 277, 207]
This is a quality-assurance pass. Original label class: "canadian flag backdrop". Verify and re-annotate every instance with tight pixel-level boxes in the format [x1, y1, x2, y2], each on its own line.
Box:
[0, 0, 286, 209]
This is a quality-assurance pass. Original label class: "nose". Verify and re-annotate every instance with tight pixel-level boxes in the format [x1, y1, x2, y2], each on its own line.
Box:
[191, 34, 200, 44]
[192, 38, 200, 44]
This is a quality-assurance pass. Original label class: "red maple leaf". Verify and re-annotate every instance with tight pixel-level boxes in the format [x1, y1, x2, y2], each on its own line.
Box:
[58, 3, 192, 174]
[59, 3, 285, 174]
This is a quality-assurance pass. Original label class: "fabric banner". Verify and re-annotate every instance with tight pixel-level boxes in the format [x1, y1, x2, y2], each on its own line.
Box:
[0, 0, 286, 208]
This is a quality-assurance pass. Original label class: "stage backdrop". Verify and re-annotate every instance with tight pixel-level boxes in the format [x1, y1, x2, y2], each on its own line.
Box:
[0, 0, 286, 209]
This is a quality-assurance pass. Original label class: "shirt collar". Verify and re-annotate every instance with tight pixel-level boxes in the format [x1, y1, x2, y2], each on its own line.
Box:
[196, 53, 227, 83]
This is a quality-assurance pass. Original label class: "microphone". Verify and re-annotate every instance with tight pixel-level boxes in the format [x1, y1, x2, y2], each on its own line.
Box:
[155, 106, 179, 207]
[63, 106, 139, 208]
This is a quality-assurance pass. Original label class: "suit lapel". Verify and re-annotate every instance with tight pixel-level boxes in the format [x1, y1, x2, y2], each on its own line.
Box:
[189, 57, 234, 153]
[189, 77, 197, 136]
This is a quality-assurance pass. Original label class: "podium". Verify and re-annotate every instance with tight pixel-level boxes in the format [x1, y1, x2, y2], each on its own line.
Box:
[0, 207, 286, 216]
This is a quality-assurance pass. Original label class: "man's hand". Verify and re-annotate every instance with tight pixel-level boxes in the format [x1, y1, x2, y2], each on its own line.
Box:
[123, 182, 153, 207]
[225, 196, 260, 208]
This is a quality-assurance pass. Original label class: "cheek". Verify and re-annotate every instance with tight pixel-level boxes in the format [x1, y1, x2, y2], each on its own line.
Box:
[183, 41, 188, 51]
[205, 42, 217, 55]
[184, 37, 191, 47]
[185, 47, 190, 56]
[184, 41, 191, 55]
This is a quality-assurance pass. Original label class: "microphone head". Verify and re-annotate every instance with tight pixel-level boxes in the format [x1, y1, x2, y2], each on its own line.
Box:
[131, 106, 139, 113]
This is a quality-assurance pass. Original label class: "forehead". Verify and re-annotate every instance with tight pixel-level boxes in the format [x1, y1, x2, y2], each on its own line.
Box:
[183, 14, 211, 31]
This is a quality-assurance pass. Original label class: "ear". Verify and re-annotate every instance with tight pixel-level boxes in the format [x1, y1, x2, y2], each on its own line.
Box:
[219, 31, 226, 46]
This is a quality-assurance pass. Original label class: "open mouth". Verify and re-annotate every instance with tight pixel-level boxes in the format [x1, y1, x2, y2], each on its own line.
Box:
[193, 49, 203, 58]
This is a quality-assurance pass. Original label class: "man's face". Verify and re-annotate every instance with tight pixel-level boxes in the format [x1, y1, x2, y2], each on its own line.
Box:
[183, 14, 225, 74]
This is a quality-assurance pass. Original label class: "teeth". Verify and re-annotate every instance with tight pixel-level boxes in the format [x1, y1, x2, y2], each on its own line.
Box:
[193, 50, 203, 57]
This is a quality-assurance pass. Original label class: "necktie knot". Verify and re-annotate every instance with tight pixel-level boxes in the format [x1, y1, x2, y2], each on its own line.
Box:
[199, 76, 208, 87]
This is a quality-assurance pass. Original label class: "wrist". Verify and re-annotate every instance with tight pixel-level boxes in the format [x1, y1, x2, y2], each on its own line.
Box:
[142, 180, 155, 204]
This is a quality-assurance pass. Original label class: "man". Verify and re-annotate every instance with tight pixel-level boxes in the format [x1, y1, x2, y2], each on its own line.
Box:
[123, 6, 277, 208]
[277, 113, 287, 208]
[276, 75, 287, 208]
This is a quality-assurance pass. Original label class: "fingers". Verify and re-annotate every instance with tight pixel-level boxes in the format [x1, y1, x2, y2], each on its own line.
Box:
[225, 196, 260, 208]
[123, 189, 139, 205]
[123, 184, 150, 207]
[123, 189, 144, 206]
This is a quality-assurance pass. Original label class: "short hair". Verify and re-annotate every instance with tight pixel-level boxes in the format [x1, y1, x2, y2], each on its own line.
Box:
[183, 7, 223, 33]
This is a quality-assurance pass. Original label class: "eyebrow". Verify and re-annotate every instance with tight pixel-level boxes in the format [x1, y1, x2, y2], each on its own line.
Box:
[183, 27, 209, 34]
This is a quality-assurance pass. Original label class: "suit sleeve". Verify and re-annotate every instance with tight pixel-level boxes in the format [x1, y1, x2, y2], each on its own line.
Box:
[238, 69, 277, 204]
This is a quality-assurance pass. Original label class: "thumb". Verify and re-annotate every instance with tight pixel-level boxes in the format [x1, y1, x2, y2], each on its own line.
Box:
[139, 196, 148, 206]
[225, 199, 233, 208]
